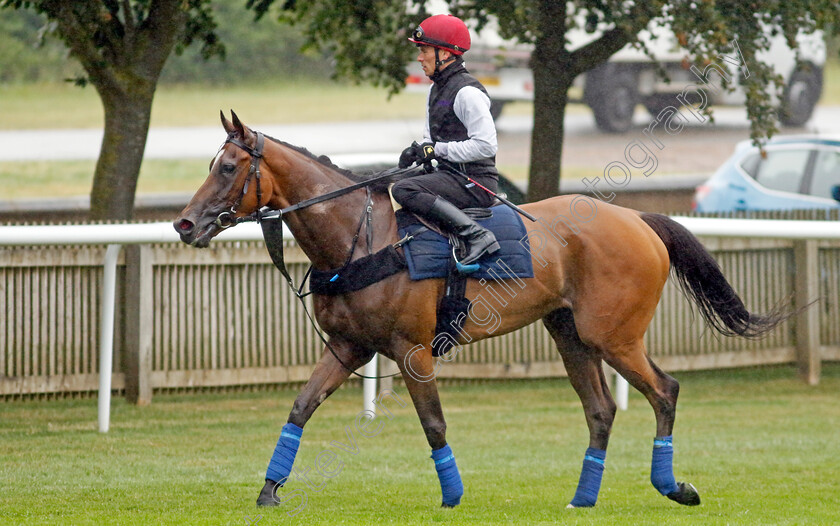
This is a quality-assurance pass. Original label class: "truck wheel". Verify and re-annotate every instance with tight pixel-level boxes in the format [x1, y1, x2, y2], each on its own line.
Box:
[586, 67, 639, 133]
[643, 93, 677, 118]
[490, 100, 506, 120]
[780, 64, 823, 127]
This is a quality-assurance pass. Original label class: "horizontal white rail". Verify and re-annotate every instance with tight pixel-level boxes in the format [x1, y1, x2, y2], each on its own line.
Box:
[1, 217, 836, 246]
[672, 217, 840, 239]
[0, 221, 280, 246]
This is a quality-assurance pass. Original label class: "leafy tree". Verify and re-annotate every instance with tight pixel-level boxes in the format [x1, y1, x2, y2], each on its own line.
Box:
[0, 0, 223, 220]
[252, 0, 840, 202]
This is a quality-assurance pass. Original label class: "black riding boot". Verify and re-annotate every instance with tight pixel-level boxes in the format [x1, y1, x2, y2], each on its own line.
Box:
[424, 197, 500, 265]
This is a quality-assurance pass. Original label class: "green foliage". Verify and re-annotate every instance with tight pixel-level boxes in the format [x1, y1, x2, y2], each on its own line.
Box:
[162, 1, 333, 84]
[0, 1, 333, 85]
[661, 0, 839, 144]
[251, 0, 424, 94]
[0, 9, 77, 82]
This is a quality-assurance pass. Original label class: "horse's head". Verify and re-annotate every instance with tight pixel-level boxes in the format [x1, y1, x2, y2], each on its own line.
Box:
[174, 111, 273, 247]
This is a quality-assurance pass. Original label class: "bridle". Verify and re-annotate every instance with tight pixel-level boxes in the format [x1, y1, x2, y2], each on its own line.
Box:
[214, 131, 265, 229]
[213, 131, 420, 380]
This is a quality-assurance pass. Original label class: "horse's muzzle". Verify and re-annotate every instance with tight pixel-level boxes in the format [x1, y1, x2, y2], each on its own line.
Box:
[173, 216, 217, 248]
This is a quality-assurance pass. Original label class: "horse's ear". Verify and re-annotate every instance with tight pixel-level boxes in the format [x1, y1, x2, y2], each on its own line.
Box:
[221, 110, 235, 134]
[230, 110, 245, 136]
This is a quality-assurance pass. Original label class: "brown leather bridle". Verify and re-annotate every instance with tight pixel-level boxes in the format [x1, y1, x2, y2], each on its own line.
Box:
[214, 131, 265, 229]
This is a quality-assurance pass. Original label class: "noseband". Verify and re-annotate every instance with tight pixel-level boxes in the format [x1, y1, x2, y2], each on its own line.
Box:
[215, 131, 265, 229]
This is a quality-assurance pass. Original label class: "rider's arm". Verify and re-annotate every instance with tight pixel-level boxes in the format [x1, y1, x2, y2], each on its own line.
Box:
[423, 89, 433, 144]
[433, 86, 498, 163]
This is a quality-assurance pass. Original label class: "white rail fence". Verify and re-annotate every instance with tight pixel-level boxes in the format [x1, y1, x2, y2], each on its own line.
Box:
[1, 217, 838, 432]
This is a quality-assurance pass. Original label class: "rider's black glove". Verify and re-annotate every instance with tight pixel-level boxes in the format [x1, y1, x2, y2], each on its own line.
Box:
[415, 142, 436, 164]
[398, 142, 419, 168]
[398, 141, 436, 168]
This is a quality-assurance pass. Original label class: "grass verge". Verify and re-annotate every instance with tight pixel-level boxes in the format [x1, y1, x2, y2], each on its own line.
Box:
[0, 159, 211, 200]
[1, 363, 838, 525]
[0, 81, 428, 130]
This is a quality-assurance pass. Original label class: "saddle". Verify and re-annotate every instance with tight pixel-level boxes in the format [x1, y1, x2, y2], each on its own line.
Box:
[395, 205, 533, 356]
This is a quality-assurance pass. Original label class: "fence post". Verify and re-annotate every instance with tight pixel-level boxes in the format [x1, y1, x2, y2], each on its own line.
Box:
[793, 240, 820, 385]
[377, 353, 398, 393]
[125, 244, 153, 404]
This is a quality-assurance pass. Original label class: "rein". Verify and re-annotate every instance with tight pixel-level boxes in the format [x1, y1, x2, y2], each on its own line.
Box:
[258, 165, 419, 220]
[222, 133, 417, 380]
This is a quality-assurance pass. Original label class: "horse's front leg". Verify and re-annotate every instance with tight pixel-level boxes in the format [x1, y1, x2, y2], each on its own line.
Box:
[399, 342, 464, 508]
[256, 340, 374, 507]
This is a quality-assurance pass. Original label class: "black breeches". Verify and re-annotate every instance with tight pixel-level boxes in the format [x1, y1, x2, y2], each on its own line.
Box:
[391, 169, 498, 215]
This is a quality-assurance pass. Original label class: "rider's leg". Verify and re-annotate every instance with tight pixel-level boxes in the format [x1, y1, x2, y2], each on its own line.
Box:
[392, 172, 499, 265]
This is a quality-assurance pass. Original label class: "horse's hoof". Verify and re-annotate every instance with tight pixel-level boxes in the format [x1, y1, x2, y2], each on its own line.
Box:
[566, 503, 576, 509]
[667, 481, 701, 506]
[256, 480, 280, 507]
[441, 502, 459, 509]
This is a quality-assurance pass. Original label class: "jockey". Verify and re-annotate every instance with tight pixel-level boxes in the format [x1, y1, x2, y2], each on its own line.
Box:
[392, 14, 501, 266]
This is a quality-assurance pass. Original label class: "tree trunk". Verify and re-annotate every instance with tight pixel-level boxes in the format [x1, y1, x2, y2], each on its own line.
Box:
[528, 63, 574, 202]
[526, 0, 572, 203]
[37, 0, 190, 220]
[89, 86, 156, 220]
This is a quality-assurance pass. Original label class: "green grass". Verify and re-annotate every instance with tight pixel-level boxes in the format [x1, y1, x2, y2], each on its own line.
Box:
[0, 81, 428, 200]
[1, 364, 839, 525]
[0, 159, 210, 200]
[0, 81, 428, 130]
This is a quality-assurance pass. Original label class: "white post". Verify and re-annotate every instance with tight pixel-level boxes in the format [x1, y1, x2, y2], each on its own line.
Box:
[615, 373, 629, 411]
[98, 244, 122, 433]
[363, 357, 377, 414]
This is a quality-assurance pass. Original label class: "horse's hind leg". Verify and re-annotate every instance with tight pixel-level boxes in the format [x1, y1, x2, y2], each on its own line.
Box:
[602, 344, 701, 506]
[256, 339, 375, 507]
[543, 308, 616, 508]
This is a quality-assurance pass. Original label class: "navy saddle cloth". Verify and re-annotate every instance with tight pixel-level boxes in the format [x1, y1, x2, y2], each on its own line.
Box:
[397, 204, 534, 281]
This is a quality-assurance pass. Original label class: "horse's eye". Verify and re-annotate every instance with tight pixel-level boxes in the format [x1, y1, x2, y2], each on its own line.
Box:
[220, 163, 236, 175]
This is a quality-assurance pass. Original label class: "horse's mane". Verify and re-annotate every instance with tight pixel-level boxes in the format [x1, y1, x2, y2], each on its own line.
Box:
[263, 134, 393, 190]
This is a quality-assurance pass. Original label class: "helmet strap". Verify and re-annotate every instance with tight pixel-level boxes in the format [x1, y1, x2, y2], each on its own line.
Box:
[433, 48, 456, 73]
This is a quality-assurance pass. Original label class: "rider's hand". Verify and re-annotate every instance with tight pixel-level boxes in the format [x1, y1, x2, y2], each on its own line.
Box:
[415, 142, 436, 164]
[398, 141, 436, 168]
[399, 142, 421, 168]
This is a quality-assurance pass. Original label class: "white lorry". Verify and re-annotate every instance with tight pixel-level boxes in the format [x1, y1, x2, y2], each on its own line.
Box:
[406, 21, 826, 133]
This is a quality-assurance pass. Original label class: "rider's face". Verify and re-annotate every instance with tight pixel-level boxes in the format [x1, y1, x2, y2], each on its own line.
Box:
[417, 45, 451, 77]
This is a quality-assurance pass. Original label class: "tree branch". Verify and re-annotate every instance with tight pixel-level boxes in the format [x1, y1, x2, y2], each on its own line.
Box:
[135, 0, 189, 80]
[49, 1, 121, 92]
[569, 27, 638, 78]
[121, 0, 136, 41]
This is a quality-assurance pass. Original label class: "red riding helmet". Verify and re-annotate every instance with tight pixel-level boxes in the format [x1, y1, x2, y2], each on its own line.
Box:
[408, 14, 471, 55]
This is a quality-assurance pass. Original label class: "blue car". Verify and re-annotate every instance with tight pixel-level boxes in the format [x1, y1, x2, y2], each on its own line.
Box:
[693, 136, 840, 212]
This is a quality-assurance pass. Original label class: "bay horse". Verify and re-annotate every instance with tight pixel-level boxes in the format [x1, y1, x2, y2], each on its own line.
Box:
[174, 111, 785, 510]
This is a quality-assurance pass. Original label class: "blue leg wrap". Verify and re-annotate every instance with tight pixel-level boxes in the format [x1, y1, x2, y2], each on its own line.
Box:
[431, 444, 464, 506]
[569, 447, 606, 507]
[265, 423, 303, 484]
[651, 435, 680, 495]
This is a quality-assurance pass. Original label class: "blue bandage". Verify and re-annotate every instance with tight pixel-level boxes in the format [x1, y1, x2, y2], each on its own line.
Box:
[651, 435, 679, 495]
[431, 444, 463, 506]
[569, 447, 606, 507]
[265, 422, 303, 484]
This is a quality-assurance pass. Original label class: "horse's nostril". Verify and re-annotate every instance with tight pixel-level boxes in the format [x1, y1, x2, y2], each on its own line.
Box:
[176, 219, 194, 234]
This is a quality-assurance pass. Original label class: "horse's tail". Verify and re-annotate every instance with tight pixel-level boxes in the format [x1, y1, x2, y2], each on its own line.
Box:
[640, 212, 790, 338]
